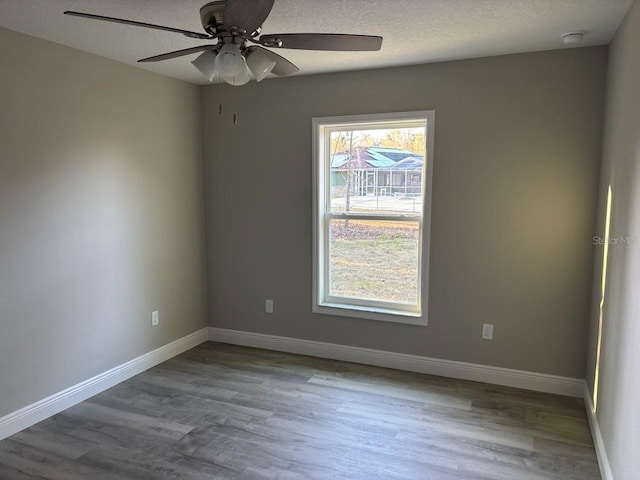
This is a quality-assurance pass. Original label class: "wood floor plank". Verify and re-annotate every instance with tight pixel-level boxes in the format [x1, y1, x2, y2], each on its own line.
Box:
[8, 426, 98, 461]
[0, 342, 601, 479]
[308, 374, 473, 410]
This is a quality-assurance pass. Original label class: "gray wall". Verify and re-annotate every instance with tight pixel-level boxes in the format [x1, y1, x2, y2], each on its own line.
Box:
[585, 0, 640, 478]
[203, 47, 607, 378]
[0, 27, 207, 417]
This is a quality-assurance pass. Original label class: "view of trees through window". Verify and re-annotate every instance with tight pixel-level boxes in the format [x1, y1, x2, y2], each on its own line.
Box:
[328, 127, 426, 305]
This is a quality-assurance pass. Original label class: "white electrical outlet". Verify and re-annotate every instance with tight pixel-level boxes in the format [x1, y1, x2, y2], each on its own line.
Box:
[482, 323, 494, 340]
[265, 299, 274, 314]
[151, 311, 159, 327]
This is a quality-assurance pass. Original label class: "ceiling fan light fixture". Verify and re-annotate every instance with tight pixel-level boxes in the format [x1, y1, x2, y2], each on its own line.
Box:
[223, 65, 252, 86]
[215, 43, 246, 77]
[246, 50, 276, 82]
[64, 1, 383, 86]
[191, 50, 218, 81]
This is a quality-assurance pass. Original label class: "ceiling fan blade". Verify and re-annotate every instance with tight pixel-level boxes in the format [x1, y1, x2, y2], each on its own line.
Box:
[247, 46, 299, 76]
[138, 45, 217, 63]
[64, 11, 211, 40]
[223, 0, 275, 35]
[259, 33, 383, 51]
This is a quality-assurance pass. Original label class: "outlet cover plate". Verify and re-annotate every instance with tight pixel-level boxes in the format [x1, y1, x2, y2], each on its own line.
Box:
[482, 323, 494, 340]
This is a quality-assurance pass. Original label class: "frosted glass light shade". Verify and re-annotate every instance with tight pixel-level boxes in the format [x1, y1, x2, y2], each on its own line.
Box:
[223, 65, 251, 86]
[247, 50, 276, 82]
[191, 50, 218, 82]
[215, 44, 246, 77]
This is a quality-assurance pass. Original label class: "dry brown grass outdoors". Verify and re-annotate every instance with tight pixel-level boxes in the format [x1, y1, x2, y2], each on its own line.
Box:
[330, 219, 419, 304]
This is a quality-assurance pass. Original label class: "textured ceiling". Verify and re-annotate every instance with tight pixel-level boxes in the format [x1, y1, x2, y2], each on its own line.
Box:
[0, 0, 633, 85]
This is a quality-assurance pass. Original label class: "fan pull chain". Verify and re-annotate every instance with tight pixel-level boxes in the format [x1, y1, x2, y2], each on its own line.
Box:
[214, 78, 238, 125]
[216, 71, 223, 117]
[232, 79, 239, 125]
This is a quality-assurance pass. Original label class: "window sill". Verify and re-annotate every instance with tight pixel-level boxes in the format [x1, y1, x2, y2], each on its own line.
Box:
[313, 303, 427, 326]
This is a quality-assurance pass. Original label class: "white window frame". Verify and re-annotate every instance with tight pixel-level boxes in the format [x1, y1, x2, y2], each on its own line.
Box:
[312, 111, 435, 326]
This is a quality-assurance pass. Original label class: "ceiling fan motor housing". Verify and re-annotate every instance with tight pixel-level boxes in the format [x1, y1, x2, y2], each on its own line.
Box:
[200, 1, 227, 35]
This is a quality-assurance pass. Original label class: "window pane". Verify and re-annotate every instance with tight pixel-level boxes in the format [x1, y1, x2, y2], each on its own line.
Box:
[329, 219, 419, 304]
[329, 128, 425, 215]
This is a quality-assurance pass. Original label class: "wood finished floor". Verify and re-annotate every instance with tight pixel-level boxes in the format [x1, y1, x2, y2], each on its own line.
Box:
[0, 342, 600, 480]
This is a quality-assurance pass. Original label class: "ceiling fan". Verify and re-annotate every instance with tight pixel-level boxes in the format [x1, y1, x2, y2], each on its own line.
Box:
[64, 0, 383, 86]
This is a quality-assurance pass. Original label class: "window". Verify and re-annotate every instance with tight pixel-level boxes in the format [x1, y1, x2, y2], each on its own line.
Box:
[312, 111, 435, 325]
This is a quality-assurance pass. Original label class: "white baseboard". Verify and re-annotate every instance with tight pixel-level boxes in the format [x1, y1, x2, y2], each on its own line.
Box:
[0, 328, 208, 442]
[583, 381, 614, 480]
[207, 327, 584, 397]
